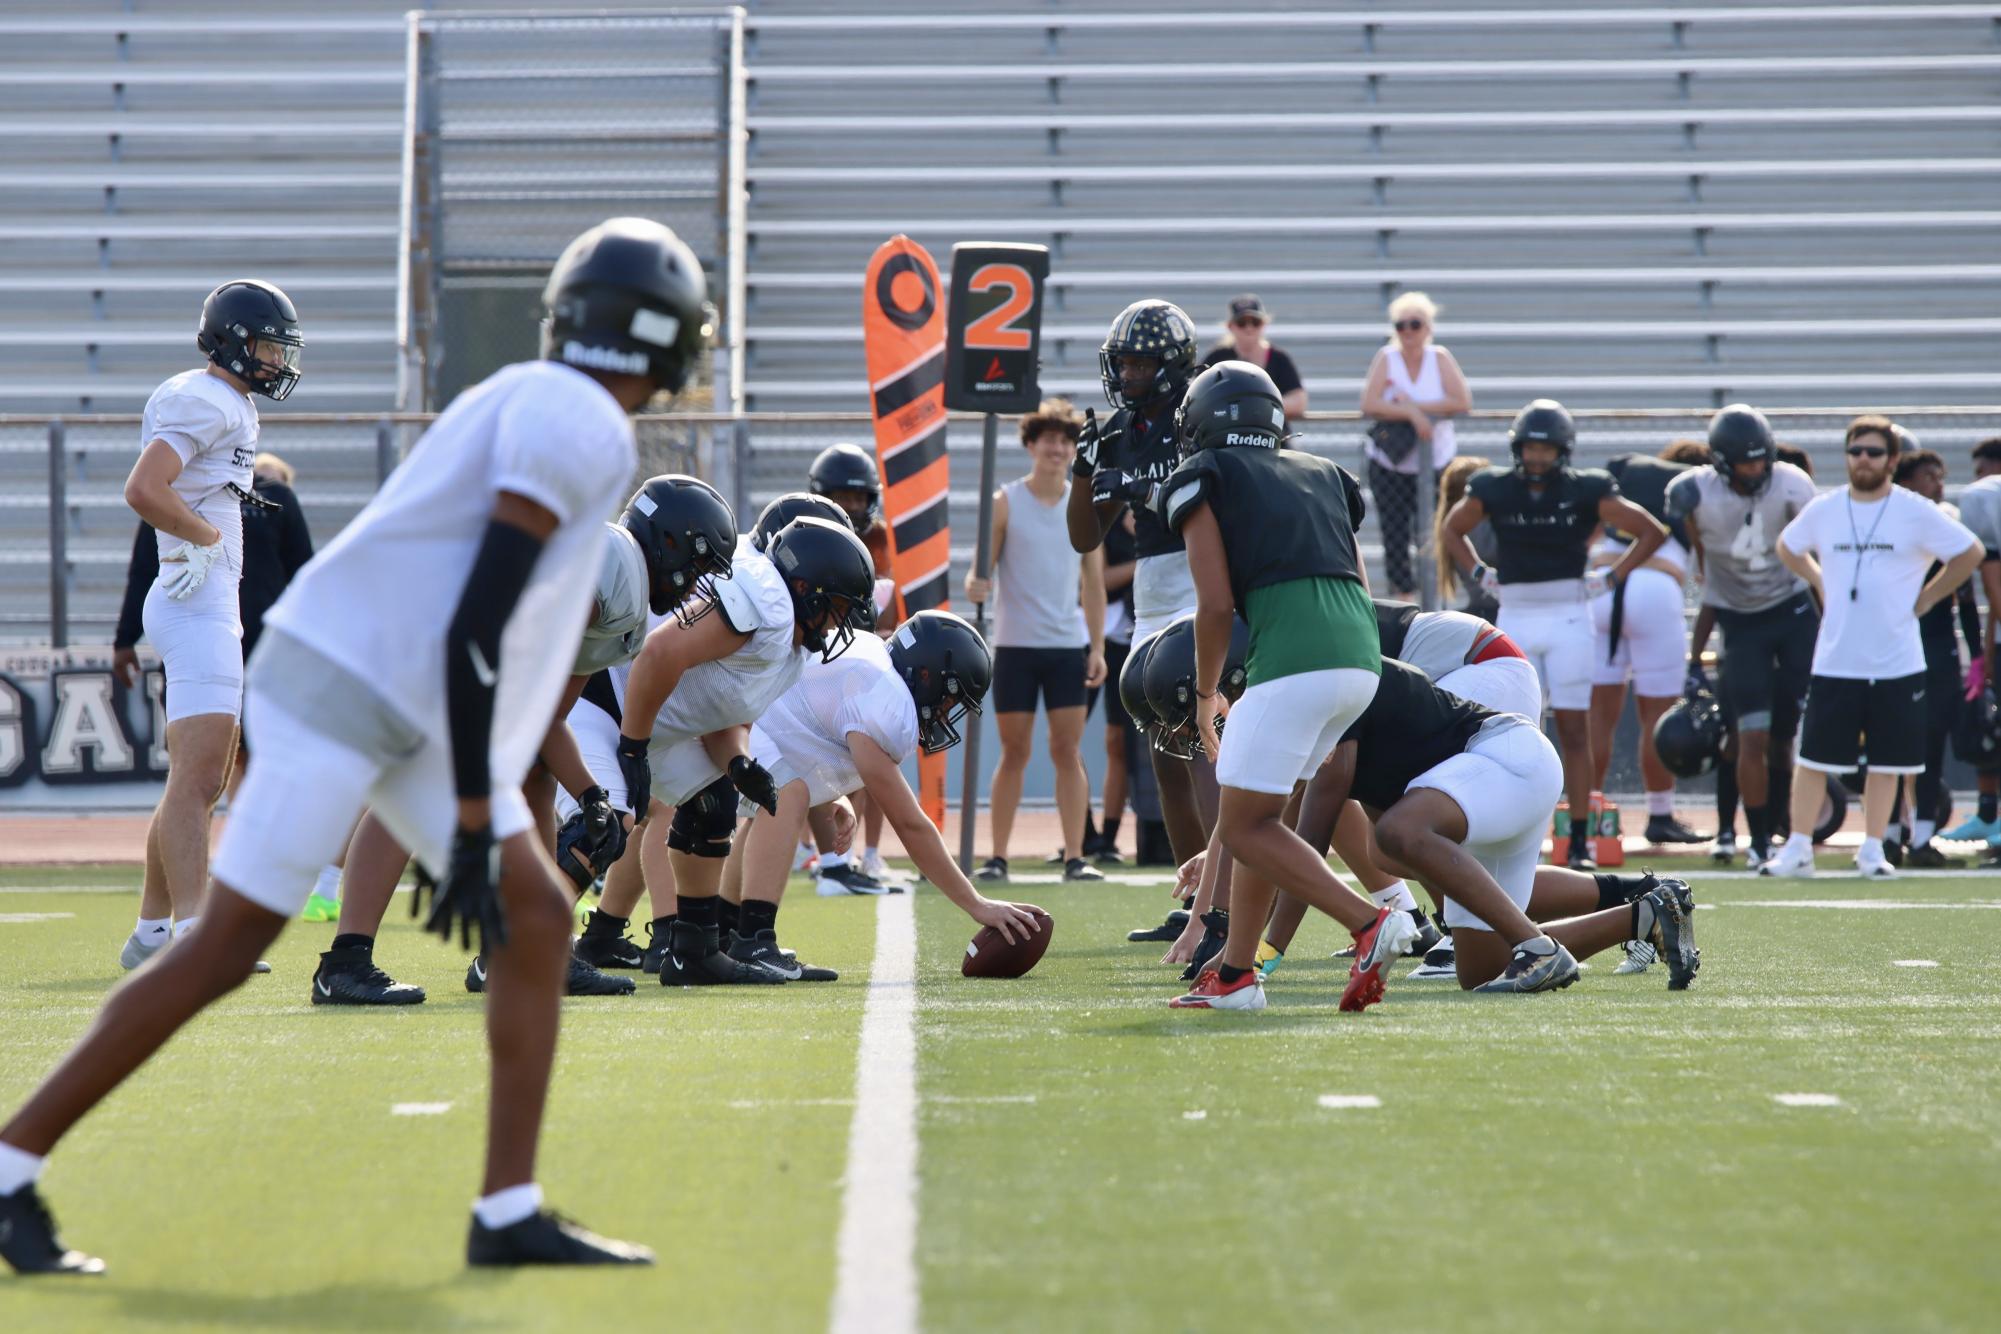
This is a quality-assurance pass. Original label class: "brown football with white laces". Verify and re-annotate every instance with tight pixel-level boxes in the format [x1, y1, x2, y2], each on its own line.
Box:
[961, 907, 1054, 979]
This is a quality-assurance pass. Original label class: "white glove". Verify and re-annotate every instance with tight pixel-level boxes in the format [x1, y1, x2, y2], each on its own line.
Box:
[1471, 562, 1501, 595]
[1585, 568, 1610, 599]
[161, 538, 223, 601]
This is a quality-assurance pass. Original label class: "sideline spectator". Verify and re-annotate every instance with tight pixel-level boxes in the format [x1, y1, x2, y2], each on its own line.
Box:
[964, 399, 1109, 884]
[1200, 294, 1306, 421]
[1432, 454, 1497, 620]
[1360, 291, 1471, 599]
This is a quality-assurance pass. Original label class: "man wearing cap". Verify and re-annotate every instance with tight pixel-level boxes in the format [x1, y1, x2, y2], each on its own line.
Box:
[1200, 294, 1307, 422]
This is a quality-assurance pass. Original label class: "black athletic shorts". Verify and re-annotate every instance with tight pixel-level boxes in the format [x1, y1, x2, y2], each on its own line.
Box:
[1798, 671, 1928, 775]
[1084, 639, 1132, 729]
[992, 645, 1088, 714]
[1716, 592, 1817, 734]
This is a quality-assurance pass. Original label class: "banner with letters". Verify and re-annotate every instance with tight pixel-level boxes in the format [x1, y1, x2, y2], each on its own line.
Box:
[0, 646, 168, 808]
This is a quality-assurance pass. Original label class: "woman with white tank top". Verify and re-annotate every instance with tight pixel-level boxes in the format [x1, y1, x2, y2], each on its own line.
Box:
[1360, 291, 1473, 598]
[963, 400, 1108, 885]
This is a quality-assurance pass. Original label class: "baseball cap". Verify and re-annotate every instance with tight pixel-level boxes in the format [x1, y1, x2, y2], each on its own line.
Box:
[1227, 294, 1268, 322]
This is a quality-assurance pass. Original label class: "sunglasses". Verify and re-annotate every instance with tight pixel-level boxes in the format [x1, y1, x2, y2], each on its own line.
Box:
[1229, 316, 1264, 329]
[1393, 319, 1428, 332]
[1846, 445, 1890, 459]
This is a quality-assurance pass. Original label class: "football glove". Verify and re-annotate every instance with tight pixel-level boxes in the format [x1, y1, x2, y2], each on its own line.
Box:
[579, 784, 628, 871]
[615, 735, 652, 817]
[728, 754, 780, 816]
[161, 538, 224, 601]
[1091, 468, 1157, 510]
[1470, 561, 1501, 595]
[1072, 407, 1102, 477]
[413, 823, 507, 953]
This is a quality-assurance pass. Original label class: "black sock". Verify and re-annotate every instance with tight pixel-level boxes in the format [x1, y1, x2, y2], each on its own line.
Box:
[1592, 874, 1647, 912]
[1769, 761, 1794, 836]
[679, 896, 719, 929]
[1084, 809, 1100, 845]
[649, 914, 677, 939]
[583, 909, 628, 937]
[1217, 963, 1249, 984]
[1102, 814, 1121, 845]
[1716, 758, 1739, 830]
[330, 933, 373, 953]
[716, 898, 740, 937]
[740, 899, 778, 936]
[1745, 804, 1770, 849]
[1983, 792, 1999, 822]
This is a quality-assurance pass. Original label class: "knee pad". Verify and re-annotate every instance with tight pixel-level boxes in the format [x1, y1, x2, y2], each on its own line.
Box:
[667, 776, 738, 858]
[554, 809, 597, 891]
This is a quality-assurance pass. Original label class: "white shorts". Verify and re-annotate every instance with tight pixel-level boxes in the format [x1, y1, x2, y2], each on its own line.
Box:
[1590, 567, 1687, 697]
[1436, 654, 1543, 721]
[1216, 667, 1380, 795]
[649, 732, 727, 809]
[213, 689, 533, 918]
[143, 579, 243, 722]
[749, 722, 858, 809]
[1497, 600, 1592, 711]
[553, 695, 628, 824]
[1406, 717, 1564, 932]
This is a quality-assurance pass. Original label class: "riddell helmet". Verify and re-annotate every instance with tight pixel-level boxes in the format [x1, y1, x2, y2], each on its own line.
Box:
[622, 475, 737, 622]
[888, 610, 994, 753]
[1141, 613, 1251, 760]
[1708, 403, 1776, 494]
[1119, 633, 1164, 744]
[1652, 684, 1728, 779]
[1174, 360, 1287, 458]
[751, 492, 851, 552]
[1098, 299, 1199, 408]
[1508, 399, 1575, 473]
[765, 515, 878, 662]
[197, 279, 304, 401]
[541, 217, 715, 394]
[807, 442, 882, 531]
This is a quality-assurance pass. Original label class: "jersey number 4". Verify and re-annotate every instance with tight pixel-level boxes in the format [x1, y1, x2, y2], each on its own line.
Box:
[1729, 511, 1770, 571]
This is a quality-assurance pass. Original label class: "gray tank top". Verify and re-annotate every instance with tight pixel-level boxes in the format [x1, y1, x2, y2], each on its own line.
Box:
[993, 477, 1087, 649]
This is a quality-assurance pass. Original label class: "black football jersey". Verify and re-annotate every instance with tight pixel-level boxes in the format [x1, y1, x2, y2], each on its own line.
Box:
[1339, 658, 1494, 812]
[1160, 446, 1367, 611]
[1467, 465, 1617, 583]
[1605, 454, 1690, 548]
[1100, 395, 1187, 559]
[1374, 599, 1420, 660]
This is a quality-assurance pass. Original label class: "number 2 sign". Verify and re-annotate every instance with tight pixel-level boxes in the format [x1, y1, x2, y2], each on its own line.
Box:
[943, 243, 1049, 414]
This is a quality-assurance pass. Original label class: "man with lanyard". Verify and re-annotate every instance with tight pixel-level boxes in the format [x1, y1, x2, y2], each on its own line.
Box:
[1067, 299, 1213, 873]
[1441, 399, 1669, 870]
[1763, 415, 1982, 878]
[1667, 405, 1819, 869]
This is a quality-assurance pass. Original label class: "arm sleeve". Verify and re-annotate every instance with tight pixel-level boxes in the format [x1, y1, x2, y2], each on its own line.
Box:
[444, 520, 547, 799]
[114, 522, 157, 648]
[148, 394, 229, 464]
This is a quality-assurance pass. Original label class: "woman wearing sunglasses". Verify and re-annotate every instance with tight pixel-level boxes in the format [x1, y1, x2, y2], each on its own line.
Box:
[1359, 291, 1472, 600]
[1200, 293, 1307, 423]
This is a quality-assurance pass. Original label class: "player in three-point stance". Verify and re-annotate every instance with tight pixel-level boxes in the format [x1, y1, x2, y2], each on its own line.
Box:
[0, 217, 711, 1274]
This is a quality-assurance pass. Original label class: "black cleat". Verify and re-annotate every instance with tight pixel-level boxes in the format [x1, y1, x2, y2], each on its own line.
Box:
[466, 1208, 653, 1267]
[1063, 857, 1105, 883]
[566, 952, 636, 996]
[640, 920, 672, 975]
[0, 1185, 105, 1275]
[1128, 909, 1189, 943]
[1566, 835, 1597, 871]
[1906, 842, 1964, 869]
[729, 929, 837, 982]
[466, 956, 488, 993]
[574, 925, 644, 971]
[1645, 877, 1701, 991]
[1643, 814, 1707, 845]
[1179, 910, 1228, 981]
[311, 946, 426, 1006]
[659, 921, 785, 986]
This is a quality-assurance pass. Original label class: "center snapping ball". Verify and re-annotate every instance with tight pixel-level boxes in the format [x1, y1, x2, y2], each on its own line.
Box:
[961, 907, 1054, 979]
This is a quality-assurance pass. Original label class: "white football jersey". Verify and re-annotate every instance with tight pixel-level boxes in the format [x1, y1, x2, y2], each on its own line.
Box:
[140, 367, 260, 577]
[572, 523, 652, 675]
[751, 632, 918, 801]
[263, 360, 636, 781]
[643, 543, 806, 746]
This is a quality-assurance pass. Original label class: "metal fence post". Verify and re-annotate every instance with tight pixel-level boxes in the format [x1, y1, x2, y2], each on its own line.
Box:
[376, 416, 395, 485]
[1415, 432, 1438, 611]
[48, 419, 68, 648]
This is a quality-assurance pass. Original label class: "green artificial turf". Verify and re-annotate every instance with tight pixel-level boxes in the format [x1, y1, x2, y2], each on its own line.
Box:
[3, 861, 1998, 1332]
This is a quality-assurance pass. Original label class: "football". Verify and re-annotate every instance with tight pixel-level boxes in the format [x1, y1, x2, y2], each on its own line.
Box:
[961, 907, 1054, 979]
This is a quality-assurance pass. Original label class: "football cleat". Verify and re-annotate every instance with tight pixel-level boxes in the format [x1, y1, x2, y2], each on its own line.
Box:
[1904, 842, 1964, 869]
[566, 954, 637, 996]
[1707, 830, 1737, 863]
[467, 1209, 653, 1267]
[1179, 910, 1229, 981]
[972, 857, 1009, 884]
[817, 863, 890, 897]
[660, 921, 785, 986]
[300, 892, 341, 923]
[1643, 815, 1707, 845]
[1168, 967, 1267, 1010]
[859, 849, 902, 885]
[728, 929, 836, 982]
[0, 1185, 104, 1276]
[311, 946, 426, 1006]
[1409, 933, 1458, 980]
[1063, 857, 1105, 883]
[1253, 939, 1284, 979]
[1644, 878, 1700, 990]
[1854, 849, 1898, 880]
[118, 929, 166, 972]
[1566, 835, 1597, 872]
[1613, 940, 1657, 975]
[1472, 937, 1581, 994]
[1340, 907, 1420, 1012]
[641, 920, 672, 974]
[1127, 908, 1190, 943]
[574, 924, 644, 970]
[1758, 841, 1815, 878]
[1941, 813, 2001, 843]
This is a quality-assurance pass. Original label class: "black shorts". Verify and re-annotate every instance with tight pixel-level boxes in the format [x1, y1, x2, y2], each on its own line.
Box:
[1084, 639, 1132, 729]
[1798, 671, 1928, 775]
[992, 645, 1088, 715]
[1716, 592, 1817, 735]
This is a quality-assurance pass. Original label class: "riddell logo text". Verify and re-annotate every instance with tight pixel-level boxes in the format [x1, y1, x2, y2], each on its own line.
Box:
[1224, 432, 1272, 446]
[563, 341, 650, 375]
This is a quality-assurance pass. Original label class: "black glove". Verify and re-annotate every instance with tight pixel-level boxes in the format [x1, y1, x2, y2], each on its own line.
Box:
[578, 784, 628, 872]
[616, 734, 652, 816]
[412, 823, 507, 953]
[1684, 660, 1711, 697]
[728, 754, 780, 816]
[1072, 407, 1102, 477]
[1091, 468, 1156, 510]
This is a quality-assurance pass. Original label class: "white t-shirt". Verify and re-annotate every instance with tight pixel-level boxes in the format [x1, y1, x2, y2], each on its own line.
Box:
[572, 523, 652, 675]
[140, 367, 260, 577]
[750, 632, 918, 803]
[1779, 487, 1979, 680]
[264, 361, 636, 775]
[644, 543, 805, 746]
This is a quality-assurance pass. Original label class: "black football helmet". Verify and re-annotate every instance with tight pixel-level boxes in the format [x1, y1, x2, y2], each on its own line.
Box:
[1098, 299, 1199, 408]
[765, 515, 878, 662]
[751, 492, 851, 552]
[888, 610, 994, 754]
[622, 474, 736, 623]
[1708, 403, 1775, 495]
[1953, 683, 2001, 766]
[807, 442, 882, 531]
[1119, 633, 1164, 745]
[1141, 613, 1251, 760]
[1508, 399, 1575, 475]
[541, 217, 715, 395]
[1652, 683, 1727, 779]
[1174, 360, 1287, 458]
[197, 279, 304, 401]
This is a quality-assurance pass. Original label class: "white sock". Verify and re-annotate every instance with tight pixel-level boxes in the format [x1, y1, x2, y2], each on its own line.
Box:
[172, 916, 199, 939]
[1517, 934, 1557, 956]
[1369, 880, 1418, 913]
[819, 851, 848, 872]
[1646, 790, 1675, 817]
[863, 846, 880, 863]
[0, 1141, 45, 1195]
[1786, 831, 1813, 855]
[134, 916, 170, 942]
[1859, 836, 1885, 863]
[1913, 819, 1936, 846]
[473, 1181, 542, 1230]
[312, 864, 342, 901]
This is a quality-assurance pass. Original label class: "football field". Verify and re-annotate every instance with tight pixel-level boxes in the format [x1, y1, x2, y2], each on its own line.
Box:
[0, 860, 1995, 1333]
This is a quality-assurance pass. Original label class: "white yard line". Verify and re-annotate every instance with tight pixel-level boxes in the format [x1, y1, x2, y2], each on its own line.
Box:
[0, 911, 76, 922]
[830, 893, 919, 1334]
[390, 1102, 451, 1116]
[1772, 1093, 1844, 1108]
